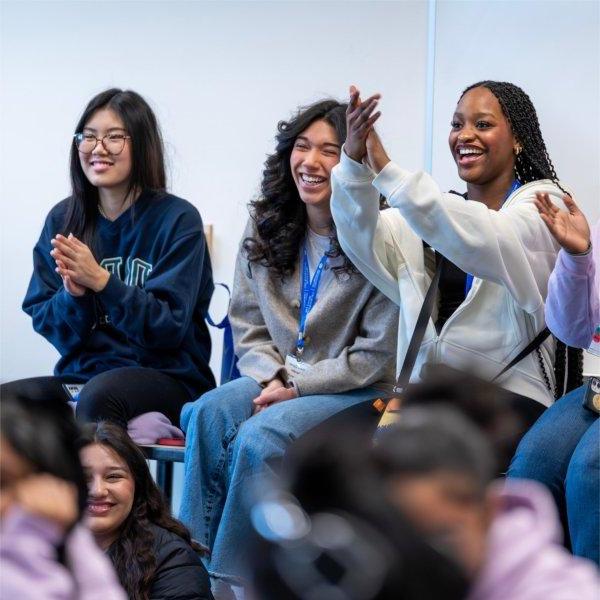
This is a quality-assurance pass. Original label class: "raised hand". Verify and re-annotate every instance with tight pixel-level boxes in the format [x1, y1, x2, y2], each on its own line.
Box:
[535, 192, 591, 254]
[51, 234, 110, 292]
[345, 85, 381, 163]
[365, 129, 391, 174]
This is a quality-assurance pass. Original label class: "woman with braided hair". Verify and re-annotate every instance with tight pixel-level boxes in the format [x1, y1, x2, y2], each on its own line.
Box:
[331, 80, 582, 440]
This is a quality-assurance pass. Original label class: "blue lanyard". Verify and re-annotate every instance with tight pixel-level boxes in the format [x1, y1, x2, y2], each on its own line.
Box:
[297, 246, 328, 355]
[464, 180, 521, 295]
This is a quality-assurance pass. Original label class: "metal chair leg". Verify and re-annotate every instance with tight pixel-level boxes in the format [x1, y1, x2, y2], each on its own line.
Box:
[156, 460, 174, 504]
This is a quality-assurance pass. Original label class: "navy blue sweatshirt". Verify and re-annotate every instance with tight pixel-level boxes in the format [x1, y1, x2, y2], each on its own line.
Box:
[23, 191, 216, 398]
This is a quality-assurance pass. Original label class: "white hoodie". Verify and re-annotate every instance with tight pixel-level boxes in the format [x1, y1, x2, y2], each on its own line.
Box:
[331, 151, 565, 406]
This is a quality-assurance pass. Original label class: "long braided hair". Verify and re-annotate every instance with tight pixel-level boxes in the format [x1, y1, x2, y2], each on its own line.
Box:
[78, 422, 206, 600]
[461, 81, 583, 397]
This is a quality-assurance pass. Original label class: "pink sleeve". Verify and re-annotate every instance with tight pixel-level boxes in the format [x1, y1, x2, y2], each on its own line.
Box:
[65, 524, 126, 600]
[1, 507, 73, 599]
[0, 507, 125, 600]
[545, 220, 599, 348]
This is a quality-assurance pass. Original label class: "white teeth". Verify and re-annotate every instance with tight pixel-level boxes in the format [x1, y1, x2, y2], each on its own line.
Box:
[301, 174, 326, 184]
[459, 148, 483, 156]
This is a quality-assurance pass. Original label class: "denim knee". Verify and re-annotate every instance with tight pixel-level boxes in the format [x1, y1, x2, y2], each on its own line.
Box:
[182, 387, 226, 432]
[567, 423, 599, 485]
[231, 415, 288, 466]
[509, 426, 555, 482]
[509, 388, 594, 486]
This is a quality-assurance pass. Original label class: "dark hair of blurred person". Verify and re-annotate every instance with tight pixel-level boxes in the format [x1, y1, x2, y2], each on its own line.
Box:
[78, 421, 213, 600]
[373, 405, 495, 578]
[373, 405, 600, 600]
[403, 364, 534, 473]
[249, 423, 470, 600]
[0, 393, 125, 600]
[1, 393, 87, 514]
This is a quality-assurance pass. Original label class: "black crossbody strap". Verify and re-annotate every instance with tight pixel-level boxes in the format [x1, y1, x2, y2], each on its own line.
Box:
[492, 327, 551, 381]
[390, 189, 549, 395]
[393, 256, 445, 394]
[393, 255, 550, 393]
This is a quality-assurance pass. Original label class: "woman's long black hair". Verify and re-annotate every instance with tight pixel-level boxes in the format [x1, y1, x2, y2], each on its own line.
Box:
[78, 422, 205, 600]
[243, 99, 357, 280]
[64, 88, 166, 250]
[461, 81, 583, 396]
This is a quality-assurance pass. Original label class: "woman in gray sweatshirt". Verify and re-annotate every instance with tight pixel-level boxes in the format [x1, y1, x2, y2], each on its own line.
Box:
[179, 99, 398, 594]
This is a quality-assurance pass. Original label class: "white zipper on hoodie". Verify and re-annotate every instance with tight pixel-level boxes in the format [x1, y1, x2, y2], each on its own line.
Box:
[420, 179, 548, 365]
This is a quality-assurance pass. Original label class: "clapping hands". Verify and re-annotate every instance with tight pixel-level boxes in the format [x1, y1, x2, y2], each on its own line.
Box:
[51, 234, 110, 296]
[345, 85, 391, 174]
[345, 85, 381, 163]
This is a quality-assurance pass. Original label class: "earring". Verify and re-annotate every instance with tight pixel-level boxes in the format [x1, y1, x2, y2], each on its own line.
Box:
[514, 144, 522, 156]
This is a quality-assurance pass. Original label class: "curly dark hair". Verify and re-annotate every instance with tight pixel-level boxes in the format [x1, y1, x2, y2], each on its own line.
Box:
[461, 80, 582, 396]
[78, 422, 205, 600]
[243, 99, 358, 280]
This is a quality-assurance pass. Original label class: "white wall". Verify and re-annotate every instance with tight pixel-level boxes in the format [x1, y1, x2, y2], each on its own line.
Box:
[0, 0, 429, 381]
[1, 0, 598, 382]
[431, 0, 600, 374]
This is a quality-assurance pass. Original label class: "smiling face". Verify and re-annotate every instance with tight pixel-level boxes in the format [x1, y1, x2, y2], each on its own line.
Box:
[78, 107, 133, 195]
[81, 443, 135, 549]
[290, 119, 341, 211]
[449, 86, 517, 189]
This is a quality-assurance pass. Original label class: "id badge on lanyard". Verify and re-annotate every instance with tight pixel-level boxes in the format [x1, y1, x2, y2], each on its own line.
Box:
[588, 324, 600, 357]
[286, 246, 328, 374]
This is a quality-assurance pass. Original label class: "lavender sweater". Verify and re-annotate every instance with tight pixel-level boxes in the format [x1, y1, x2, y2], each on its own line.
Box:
[1, 506, 125, 600]
[468, 480, 599, 600]
[545, 220, 600, 348]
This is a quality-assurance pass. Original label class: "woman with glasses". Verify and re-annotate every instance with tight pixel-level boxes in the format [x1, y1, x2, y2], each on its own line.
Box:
[5, 88, 215, 428]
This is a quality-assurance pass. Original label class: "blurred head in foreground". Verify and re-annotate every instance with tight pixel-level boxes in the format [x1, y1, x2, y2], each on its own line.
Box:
[249, 423, 470, 600]
[405, 364, 534, 473]
[0, 392, 86, 521]
[373, 405, 496, 578]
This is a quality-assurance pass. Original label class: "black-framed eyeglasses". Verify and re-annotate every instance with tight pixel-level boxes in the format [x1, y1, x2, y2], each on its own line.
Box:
[73, 132, 131, 155]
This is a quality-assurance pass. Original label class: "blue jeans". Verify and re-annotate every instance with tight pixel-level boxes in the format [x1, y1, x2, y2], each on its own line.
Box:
[508, 384, 599, 564]
[178, 376, 381, 584]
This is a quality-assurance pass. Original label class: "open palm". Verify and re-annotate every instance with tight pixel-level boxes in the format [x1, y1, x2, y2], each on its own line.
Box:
[534, 192, 591, 254]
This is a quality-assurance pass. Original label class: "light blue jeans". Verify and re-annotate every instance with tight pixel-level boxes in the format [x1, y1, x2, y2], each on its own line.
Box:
[178, 376, 380, 584]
